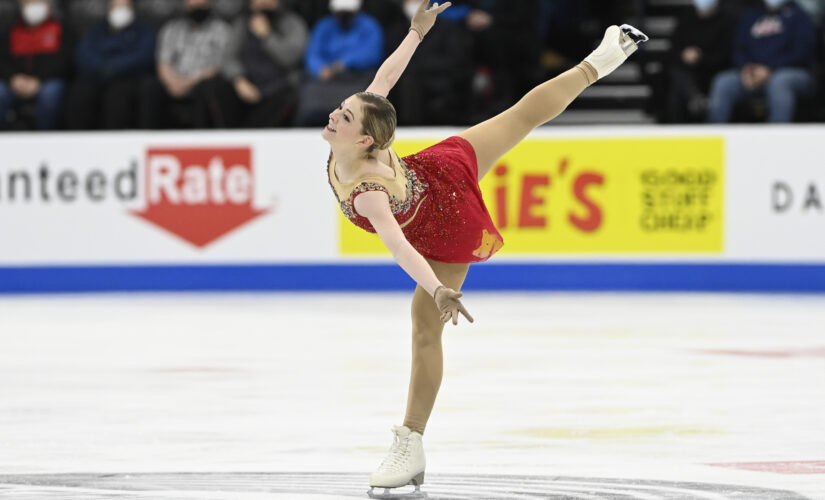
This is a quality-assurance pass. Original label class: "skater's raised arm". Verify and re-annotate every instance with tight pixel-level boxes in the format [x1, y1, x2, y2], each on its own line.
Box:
[354, 191, 473, 325]
[365, 0, 451, 97]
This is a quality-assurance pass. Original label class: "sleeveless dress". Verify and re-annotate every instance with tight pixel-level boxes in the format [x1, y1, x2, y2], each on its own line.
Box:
[327, 136, 503, 263]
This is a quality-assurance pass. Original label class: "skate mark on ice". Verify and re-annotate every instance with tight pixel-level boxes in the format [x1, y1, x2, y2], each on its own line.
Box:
[0, 472, 812, 499]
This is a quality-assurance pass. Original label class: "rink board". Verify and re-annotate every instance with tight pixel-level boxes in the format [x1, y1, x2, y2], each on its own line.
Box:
[1, 263, 824, 293]
[0, 127, 823, 292]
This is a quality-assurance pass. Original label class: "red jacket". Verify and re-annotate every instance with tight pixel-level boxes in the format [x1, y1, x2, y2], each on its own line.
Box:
[0, 18, 71, 80]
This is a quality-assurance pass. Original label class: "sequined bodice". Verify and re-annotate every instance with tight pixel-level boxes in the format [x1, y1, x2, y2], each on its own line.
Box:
[326, 137, 503, 264]
[326, 150, 429, 231]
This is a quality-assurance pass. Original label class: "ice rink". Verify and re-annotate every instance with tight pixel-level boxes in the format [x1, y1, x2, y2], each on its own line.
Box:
[1, 292, 823, 499]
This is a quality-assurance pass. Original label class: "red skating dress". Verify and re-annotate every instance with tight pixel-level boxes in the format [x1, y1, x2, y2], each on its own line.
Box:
[327, 136, 503, 263]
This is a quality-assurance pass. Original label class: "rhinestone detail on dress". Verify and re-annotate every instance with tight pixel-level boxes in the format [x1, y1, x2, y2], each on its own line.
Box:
[327, 154, 428, 220]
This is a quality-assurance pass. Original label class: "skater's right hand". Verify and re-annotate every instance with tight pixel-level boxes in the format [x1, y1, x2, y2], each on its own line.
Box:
[410, 0, 452, 41]
[434, 286, 474, 325]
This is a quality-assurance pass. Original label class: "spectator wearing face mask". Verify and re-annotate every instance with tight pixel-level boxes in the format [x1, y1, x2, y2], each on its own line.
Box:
[0, 0, 71, 130]
[199, 0, 308, 128]
[138, 0, 231, 128]
[663, 0, 735, 123]
[65, 0, 154, 129]
[293, 0, 383, 126]
[707, 0, 818, 123]
[384, 0, 470, 125]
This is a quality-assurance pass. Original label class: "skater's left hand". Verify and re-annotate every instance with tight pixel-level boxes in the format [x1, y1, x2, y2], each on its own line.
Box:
[434, 286, 474, 325]
[410, 0, 452, 41]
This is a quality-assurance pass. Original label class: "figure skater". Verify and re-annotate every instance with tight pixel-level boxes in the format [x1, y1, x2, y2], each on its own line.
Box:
[322, 1, 648, 497]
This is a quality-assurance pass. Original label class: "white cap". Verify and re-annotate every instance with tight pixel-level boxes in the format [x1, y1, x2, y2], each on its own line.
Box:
[330, 0, 362, 12]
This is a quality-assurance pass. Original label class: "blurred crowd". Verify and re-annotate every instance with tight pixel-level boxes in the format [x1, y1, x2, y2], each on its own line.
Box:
[652, 0, 825, 123]
[0, 0, 823, 131]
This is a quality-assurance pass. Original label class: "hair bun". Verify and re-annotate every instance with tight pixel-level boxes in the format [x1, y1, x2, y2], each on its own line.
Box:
[379, 134, 395, 150]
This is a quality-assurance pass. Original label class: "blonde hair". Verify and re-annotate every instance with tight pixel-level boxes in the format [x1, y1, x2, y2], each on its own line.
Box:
[356, 92, 397, 154]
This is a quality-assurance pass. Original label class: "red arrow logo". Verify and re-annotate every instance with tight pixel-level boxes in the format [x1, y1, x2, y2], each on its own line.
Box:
[131, 147, 269, 248]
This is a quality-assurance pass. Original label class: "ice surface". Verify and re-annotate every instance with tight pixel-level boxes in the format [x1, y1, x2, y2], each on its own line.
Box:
[0, 292, 823, 499]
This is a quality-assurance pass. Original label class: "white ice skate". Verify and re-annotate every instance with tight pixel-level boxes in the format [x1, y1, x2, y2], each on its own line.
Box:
[584, 24, 649, 80]
[367, 425, 427, 499]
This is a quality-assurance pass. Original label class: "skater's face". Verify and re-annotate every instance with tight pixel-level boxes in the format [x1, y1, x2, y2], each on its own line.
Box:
[322, 95, 375, 152]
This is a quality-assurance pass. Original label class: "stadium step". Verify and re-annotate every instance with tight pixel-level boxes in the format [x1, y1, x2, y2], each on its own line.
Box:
[545, 109, 656, 125]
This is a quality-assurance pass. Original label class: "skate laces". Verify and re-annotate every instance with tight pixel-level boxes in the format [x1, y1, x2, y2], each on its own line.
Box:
[378, 426, 412, 472]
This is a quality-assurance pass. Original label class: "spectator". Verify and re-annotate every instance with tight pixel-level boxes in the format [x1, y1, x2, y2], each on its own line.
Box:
[435, 0, 536, 118]
[0, 0, 71, 130]
[293, 0, 382, 126]
[65, 0, 154, 129]
[385, 0, 471, 125]
[138, 0, 231, 129]
[707, 0, 818, 123]
[202, 0, 307, 127]
[664, 0, 735, 123]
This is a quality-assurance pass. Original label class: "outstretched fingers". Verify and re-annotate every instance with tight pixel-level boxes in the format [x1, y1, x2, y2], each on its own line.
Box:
[458, 304, 474, 323]
[429, 2, 452, 14]
[438, 292, 474, 325]
[434, 283, 472, 326]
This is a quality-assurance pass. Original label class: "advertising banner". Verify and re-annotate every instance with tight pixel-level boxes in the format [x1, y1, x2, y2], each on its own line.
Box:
[725, 129, 825, 260]
[0, 131, 336, 264]
[340, 137, 725, 256]
[1, 127, 823, 292]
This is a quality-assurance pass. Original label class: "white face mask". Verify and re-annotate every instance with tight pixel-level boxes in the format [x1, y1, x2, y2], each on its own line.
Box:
[22, 1, 49, 26]
[108, 6, 134, 29]
[329, 0, 361, 11]
[404, 1, 419, 20]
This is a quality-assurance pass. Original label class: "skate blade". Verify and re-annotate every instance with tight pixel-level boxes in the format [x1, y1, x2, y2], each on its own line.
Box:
[619, 23, 649, 56]
[620, 24, 649, 44]
[367, 486, 427, 499]
[368, 473, 427, 499]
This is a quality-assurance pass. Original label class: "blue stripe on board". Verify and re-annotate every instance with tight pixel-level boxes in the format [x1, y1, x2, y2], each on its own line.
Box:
[0, 263, 824, 294]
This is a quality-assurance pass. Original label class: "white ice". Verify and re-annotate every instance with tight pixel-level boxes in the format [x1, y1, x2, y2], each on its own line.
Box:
[0, 292, 823, 499]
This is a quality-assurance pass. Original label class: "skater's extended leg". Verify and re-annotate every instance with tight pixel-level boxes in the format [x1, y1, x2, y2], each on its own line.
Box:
[459, 24, 648, 180]
[403, 259, 470, 435]
[457, 66, 593, 181]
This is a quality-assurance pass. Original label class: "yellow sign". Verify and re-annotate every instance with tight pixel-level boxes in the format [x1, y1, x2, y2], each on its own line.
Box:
[339, 137, 725, 255]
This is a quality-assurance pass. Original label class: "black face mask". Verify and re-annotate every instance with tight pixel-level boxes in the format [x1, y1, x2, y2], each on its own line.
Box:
[188, 7, 211, 23]
[335, 11, 355, 29]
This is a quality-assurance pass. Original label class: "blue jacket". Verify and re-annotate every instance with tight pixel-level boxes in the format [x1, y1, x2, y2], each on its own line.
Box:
[76, 20, 155, 81]
[733, 1, 817, 70]
[304, 13, 383, 78]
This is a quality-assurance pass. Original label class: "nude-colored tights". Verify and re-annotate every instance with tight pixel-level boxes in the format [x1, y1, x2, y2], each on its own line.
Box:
[402, 63, 595, 435]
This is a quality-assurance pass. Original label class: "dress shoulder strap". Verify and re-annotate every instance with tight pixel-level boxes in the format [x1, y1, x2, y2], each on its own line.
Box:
[328, 150, 405, 202]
